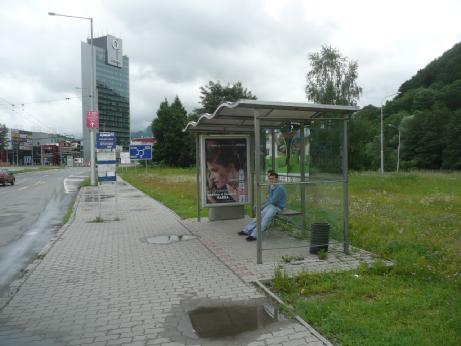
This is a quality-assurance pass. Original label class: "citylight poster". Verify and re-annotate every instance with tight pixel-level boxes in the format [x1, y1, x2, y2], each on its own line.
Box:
[201, 136, 250, 207]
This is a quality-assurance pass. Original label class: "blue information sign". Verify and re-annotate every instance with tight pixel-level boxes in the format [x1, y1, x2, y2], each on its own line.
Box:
[130, 144, 152, 160]
[96, 132, 116, 149]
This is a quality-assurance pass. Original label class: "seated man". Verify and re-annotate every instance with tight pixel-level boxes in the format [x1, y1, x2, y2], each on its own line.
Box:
[238, 172, 286, 241]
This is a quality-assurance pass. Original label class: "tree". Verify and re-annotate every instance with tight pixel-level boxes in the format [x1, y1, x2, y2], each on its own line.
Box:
[442, 108, 461, 169]
[401, 105, 449, 169]
[305, 46, 362, 105]
[305, 46, 363, 170]
[0, 123, 8, 151]
[152, 96, 194, 167]
[194, 81, 257, 116]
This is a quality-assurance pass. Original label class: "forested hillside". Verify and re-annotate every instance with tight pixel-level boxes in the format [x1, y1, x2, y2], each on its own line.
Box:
[350, 42, 461, 170]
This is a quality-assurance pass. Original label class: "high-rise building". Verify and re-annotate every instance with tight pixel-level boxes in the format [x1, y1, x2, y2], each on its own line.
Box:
[81, 35, 130, 160]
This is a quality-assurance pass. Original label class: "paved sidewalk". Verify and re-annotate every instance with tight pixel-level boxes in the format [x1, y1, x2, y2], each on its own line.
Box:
[182, 219, 377, 283]
[0, 181, 336, 346]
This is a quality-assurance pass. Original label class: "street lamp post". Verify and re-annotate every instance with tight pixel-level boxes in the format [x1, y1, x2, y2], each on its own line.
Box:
[48, 12, 97, 185]
[380, 93, 398, 175]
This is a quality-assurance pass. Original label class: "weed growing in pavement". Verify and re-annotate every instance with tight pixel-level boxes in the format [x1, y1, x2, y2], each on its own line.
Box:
[36, 252, 47, 260]
[317, 249, 328, 260]
[281, 255, 305, 263]
[89, 216, 104, 223]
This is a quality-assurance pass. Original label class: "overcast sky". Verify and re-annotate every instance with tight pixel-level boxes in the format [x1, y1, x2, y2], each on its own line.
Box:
[1, 0, 460, 138]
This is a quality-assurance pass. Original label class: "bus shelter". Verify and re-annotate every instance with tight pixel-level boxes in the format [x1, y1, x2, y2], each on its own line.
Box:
[185, 100, 359, 264]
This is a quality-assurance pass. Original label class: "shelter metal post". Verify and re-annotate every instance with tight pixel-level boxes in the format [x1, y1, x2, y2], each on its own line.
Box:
[255, 112, 262, 264]
[196, 134, 201, 222]
[271, 129, 276, 172]
[342, 119, 349, 254]
[300, 125, 306, 235]
[250, 135, 255, 218]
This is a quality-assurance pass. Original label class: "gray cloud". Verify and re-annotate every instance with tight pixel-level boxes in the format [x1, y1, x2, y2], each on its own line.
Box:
[1, 0, 461, 135]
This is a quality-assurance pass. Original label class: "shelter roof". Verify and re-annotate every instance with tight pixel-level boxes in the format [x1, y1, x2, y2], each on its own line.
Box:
[184, 100, 360, 133]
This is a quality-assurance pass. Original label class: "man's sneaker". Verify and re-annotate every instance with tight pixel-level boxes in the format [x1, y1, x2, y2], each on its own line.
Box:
[238, 231, 247, 236]
[246, 236, 256, 241]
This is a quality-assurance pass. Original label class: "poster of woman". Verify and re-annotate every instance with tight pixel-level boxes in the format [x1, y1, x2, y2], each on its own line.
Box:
[201, 136, 250, 207]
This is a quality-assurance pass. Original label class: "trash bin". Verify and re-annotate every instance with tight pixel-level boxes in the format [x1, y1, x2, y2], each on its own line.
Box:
[310, 223, 330, 254]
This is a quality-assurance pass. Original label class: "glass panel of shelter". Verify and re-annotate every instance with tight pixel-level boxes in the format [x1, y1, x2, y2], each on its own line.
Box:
[258, 121, 346, 263]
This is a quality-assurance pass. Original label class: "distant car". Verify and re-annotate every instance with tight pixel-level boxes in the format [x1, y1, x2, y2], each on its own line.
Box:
[0, 169, 15, 185]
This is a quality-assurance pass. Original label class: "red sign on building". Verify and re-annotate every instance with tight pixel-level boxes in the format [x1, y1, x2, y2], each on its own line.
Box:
[86, 111, 99, 129]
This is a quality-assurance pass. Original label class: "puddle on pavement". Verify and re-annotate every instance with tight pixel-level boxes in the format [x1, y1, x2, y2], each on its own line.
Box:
[188, 303, 276, 338]
[143, 235, 197, 244]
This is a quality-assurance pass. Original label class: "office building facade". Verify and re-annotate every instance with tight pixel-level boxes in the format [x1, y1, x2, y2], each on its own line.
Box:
[81, 35, 130, 160]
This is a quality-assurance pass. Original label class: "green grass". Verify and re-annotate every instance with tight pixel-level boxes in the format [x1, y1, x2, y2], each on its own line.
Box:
[118, 166, 205, 219]
[119, 167, 461, 345]
[272, 171, 461, 346]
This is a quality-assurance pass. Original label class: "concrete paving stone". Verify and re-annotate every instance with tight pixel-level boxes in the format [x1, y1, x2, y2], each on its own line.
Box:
[66, 337, 96, 346]
[146, 337, 170, 345]
[273, 328, 296, 337]
[108, 327, 132, 335]
[281, 340, 309, 346]
[132, 335, 148, 342]
[106, 337, 133, 345]
[267, 336, 290, 344]
[94, 334, 122, 342]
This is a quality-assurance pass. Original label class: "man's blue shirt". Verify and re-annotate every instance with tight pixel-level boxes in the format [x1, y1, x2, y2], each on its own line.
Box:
[268, 184, 286, 209]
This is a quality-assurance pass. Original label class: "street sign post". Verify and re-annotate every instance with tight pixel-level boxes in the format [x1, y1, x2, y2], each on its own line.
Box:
[86, 111, 99, 129]
[129, 144, 152, 160]
[97, 151, 117, 182]
[130, 144, 152, 174]
[96, 132, 116, 149]
[120, 152, 130, 164]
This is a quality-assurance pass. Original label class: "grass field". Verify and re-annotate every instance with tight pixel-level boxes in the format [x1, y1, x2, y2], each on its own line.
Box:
[119, 167, 461, 345]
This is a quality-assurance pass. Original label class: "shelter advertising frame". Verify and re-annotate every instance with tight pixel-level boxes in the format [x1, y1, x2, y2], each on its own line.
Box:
[200, 135, 251, 208]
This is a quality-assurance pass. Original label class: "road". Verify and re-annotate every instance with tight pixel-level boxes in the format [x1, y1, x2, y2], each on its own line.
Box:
[0, 167, 89, 294]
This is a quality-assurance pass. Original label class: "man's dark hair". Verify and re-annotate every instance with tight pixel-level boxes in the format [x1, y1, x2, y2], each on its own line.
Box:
[266, 169, 275, 175]
[269, 172, 278, 178]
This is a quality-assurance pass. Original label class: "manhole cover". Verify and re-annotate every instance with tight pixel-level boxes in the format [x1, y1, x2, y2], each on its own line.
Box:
[143, 235, 197, 244]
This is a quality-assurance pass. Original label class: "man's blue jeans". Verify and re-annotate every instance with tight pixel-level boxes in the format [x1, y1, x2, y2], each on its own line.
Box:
[243, 204, 281, 238]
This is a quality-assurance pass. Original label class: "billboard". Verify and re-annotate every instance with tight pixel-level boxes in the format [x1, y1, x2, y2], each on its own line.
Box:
[10, 129, 33, 150]
[201, 136, 250, 207]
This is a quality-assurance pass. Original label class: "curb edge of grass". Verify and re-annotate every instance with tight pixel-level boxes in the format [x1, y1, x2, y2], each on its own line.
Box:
[254, 279, 334, 346]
